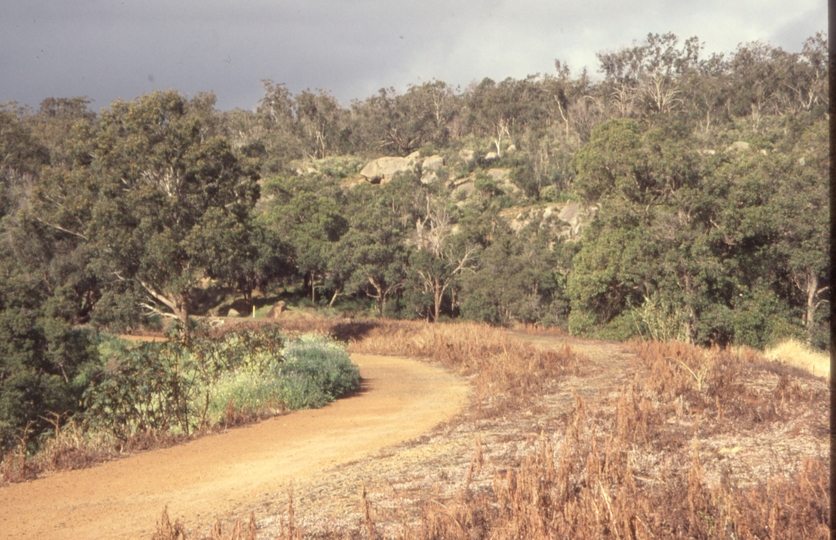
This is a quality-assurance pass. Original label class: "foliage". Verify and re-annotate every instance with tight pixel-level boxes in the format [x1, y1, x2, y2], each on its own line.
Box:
[279, 334, 360, 408]
[0, 244, 98, 453]
[29, 90, 261, 336]
[82, 329, 358, 443]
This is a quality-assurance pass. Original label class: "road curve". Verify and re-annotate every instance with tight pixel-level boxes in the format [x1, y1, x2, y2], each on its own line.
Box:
[0, 354, 470, 539]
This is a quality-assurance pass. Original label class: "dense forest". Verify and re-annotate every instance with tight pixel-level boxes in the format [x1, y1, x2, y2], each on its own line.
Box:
[0, 33, 828, 449]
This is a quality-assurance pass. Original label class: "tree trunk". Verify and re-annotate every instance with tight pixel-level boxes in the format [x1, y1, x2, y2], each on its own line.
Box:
[804, 268, 826, 345]
[329, 288, 341, 308]
[174, 297, 191, 341]
[433, 283, 443, 322]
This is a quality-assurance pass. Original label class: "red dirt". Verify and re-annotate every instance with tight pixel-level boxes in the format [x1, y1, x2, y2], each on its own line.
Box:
[0, 354, 470, 539]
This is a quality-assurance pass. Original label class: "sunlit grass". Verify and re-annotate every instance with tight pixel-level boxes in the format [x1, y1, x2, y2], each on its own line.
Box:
[764, 338, 829, 379]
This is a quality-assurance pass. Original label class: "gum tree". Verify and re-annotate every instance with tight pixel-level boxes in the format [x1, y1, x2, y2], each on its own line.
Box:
[33, 90, 260, 336]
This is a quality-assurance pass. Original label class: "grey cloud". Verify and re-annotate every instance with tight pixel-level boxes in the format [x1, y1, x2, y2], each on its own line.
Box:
[0, 1, 826, 112]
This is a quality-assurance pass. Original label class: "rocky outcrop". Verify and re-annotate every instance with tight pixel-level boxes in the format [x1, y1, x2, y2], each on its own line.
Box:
[360, 152, 421, 184]
[420, 155, 445, 185]
[451, 181, 475, 200]
[421, 171, 440, 185]
[501, 202, 596, 240]
[422, 155, 444, 171]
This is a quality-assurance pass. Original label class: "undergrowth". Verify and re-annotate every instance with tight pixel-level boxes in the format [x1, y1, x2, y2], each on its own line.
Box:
[0, 328, 359, 484]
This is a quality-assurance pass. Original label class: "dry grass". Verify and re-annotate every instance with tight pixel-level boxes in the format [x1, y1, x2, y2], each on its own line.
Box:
[347, 320, 581, 417]
[152, 506, 258, 540]
[0, 417, 188, 485]
[159, 324, 827, 538]
[763, 338, 830, 379]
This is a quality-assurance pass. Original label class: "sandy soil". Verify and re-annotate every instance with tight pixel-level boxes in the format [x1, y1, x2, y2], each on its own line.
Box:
[0, 354, 470, 540]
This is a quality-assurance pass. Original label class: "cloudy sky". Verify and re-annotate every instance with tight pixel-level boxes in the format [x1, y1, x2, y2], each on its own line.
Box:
[1, 1, 826, 112]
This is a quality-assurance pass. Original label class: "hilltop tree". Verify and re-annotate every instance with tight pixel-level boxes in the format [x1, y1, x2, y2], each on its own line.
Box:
[0, 109, 49, 217]
[350, 87, 437, 156]
[466, 77, 546, 156]
[294, 89, 349, 159]
[596, 33, 701, 117]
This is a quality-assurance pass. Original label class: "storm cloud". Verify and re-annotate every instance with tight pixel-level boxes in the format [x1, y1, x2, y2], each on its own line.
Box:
[0, 0, 825, 111]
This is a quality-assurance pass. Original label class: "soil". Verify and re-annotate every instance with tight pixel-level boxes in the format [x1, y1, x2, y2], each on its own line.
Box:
[0, 354, 470, 539]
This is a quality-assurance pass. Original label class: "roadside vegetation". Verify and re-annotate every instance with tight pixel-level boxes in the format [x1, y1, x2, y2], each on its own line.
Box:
[0, 326, 359, 483]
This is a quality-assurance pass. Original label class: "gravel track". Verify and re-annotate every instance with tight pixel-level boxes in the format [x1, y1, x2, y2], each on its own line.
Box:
[0, 354, 470, 539]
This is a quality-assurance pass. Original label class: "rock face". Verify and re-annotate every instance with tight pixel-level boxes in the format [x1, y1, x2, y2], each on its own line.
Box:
[266, 301, 286, 319]
[501, 202, 596, 240]
[420, 155, 445, 185]
[451, 181, 475, 200]
[360, 152, 421, 184]
[421, 171, 440, 185]
[422, 155, 444, 171]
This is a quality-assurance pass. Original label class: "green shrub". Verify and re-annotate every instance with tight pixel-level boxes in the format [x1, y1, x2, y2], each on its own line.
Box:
[280, 334, 360, 402]
[278, 372, 330, 410]
[206, 370, 283, 424]
[82, 329, 359, 441]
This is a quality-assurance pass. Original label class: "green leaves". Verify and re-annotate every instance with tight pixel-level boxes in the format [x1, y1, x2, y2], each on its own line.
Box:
[31, 90, 261, 333]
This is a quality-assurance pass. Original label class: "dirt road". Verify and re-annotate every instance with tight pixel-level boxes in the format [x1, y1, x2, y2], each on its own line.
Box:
[0, 354, 470, 539]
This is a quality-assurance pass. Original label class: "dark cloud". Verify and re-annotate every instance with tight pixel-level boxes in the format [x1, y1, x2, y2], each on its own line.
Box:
[0, 1, 825, 112]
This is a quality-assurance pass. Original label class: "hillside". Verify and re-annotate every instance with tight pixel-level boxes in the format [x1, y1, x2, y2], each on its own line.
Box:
[0, 32, 829, 523]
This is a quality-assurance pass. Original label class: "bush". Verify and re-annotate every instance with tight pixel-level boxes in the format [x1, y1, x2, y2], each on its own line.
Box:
[204, 333, 359, 421]
[280, 334, 360, 402]
[83, 329, 359, 442]
[206, 370, 283, 425]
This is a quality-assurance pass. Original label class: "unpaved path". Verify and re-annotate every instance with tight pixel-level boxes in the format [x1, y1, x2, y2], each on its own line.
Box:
[0, 354, 470, 540]
[251, 333, 637, 537]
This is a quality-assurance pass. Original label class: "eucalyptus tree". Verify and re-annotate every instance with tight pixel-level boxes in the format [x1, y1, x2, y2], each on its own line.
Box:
[568, 118, 718, 342]
[32, 90, 260, 337]
[294, 89, 349, 159]
[408, 198, 479, 321]
[330, 173, 427, 314]
[596, 33, 701, 117]
[350, 87, 437, 156]
[466, 76, 547, 157]
[0, 109, 49, 217]
[258, 173, 349, 303]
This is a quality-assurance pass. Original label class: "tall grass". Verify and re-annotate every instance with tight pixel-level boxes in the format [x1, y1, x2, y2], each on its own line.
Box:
[348, 320, 582, 416]
[763, 338, 830, 379]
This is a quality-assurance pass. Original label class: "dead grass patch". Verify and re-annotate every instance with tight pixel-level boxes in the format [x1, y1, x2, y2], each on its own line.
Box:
[763, 338, 830, 379]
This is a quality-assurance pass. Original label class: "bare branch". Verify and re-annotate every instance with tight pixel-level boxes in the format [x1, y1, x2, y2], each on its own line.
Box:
[31, 216, 89, 241]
